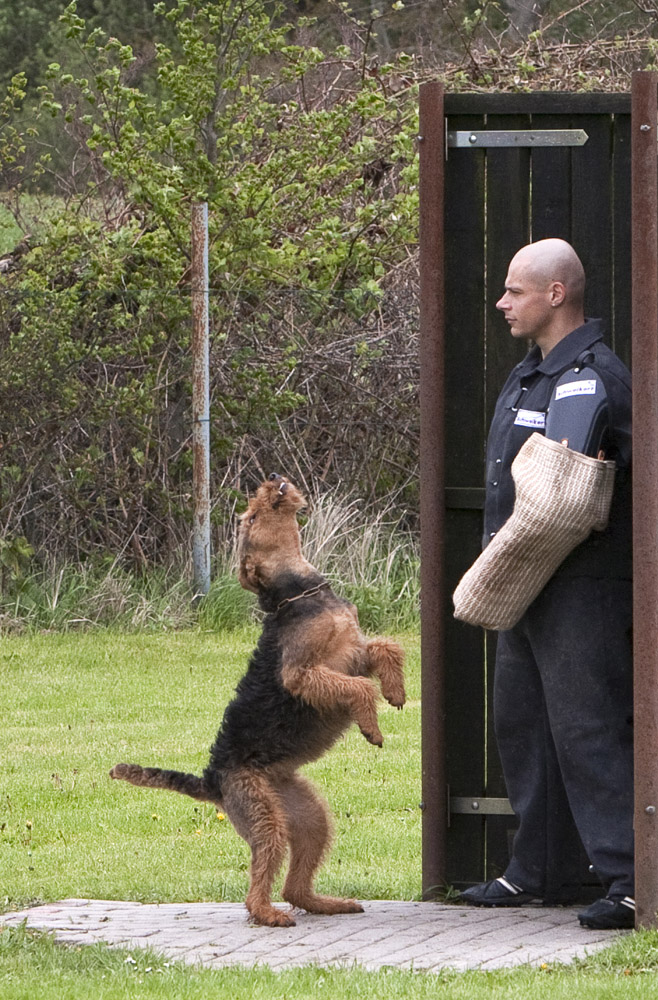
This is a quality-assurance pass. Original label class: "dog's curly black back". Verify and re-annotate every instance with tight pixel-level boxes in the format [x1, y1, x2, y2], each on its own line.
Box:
[205, 590, 355, 789]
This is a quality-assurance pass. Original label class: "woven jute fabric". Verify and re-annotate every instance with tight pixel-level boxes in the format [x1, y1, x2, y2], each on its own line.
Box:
[453, 433, 616, 631]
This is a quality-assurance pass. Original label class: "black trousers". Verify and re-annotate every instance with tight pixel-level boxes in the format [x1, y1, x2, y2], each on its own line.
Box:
[494, 576, 634, 899]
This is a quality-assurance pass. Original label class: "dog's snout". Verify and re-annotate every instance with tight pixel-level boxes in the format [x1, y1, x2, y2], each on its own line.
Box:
[269, 473, 282, 482]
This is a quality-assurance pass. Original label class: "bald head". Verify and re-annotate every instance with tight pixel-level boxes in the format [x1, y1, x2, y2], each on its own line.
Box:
[496, 239, 587, 357]
[511, 239, 585, 308]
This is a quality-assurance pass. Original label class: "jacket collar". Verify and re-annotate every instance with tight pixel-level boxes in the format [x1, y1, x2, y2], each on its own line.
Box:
[516, 318, 605, 377]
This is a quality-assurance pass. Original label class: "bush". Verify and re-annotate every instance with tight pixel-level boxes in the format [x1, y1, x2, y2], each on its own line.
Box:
[0, 489, 419, 633]
[0, 0, 419, 568]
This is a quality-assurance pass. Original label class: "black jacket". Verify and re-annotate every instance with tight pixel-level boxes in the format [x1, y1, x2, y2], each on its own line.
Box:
[483, 319, 632, 579]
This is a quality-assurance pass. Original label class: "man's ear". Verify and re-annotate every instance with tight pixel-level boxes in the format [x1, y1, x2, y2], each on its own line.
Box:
[549, 280, 566, 307]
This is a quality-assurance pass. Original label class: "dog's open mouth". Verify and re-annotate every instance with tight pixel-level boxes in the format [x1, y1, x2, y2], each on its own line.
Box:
[267, 472, 289, 497]
[268, 472, 288, 495]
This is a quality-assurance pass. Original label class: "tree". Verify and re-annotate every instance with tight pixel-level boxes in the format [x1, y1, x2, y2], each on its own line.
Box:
[0, 1, 164, 91]
[503, 0, 551, 38]
[0, 0, 419, 565]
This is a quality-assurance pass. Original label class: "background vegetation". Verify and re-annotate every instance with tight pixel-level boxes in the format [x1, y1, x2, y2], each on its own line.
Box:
[0, 491, 420, 632]
[1, 0, 657, 605]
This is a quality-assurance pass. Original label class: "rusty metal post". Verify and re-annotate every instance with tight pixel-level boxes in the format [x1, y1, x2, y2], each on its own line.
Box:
[632, 70, 658, 929]
[191, 202, 211, 597]
[418, 80, 447, 898]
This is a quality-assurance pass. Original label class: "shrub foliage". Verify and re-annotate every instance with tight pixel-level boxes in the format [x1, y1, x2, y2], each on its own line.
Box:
[0, 0, 420, 568]
[2, 0, 657, 578]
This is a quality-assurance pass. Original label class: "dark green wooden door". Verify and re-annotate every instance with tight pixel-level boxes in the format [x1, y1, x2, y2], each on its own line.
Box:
[441, 92, 632, 889]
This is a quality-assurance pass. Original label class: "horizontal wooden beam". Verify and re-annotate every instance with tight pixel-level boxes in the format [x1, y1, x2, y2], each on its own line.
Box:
[445, 92, 631, 115]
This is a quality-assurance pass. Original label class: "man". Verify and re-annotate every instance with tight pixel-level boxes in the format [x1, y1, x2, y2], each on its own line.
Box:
[459, 239, 634, 930]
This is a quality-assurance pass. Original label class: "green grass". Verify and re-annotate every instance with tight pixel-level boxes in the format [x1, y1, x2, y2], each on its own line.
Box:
[0, 204, 23, 255]
[0, 194, 63, 255]
[0, 496, 420, 635]
[1, 563, 202, 633]
[0, 629, 421, 909]
[3, 629, 658, 999]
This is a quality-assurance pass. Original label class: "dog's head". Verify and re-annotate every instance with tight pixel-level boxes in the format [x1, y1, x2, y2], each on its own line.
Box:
[236, 474, 311, 593]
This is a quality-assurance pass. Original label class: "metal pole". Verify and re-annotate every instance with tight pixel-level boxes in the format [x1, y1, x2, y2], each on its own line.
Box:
[631, 69, 658, 929]
[418, 80, 447, 898]
[191, 202, 211, 597]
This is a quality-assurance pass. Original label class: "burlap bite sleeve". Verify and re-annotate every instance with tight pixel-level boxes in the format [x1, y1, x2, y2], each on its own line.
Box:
[453, 433, 616, 631]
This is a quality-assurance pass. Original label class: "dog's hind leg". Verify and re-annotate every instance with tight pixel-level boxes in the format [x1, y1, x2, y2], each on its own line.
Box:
[278, 774, 363, 916]
[366, 638, 406, 709]
[221, 769, 294, 927]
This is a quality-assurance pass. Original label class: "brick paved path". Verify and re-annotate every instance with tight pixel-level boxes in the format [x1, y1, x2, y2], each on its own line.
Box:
[0, 898, 627, 972]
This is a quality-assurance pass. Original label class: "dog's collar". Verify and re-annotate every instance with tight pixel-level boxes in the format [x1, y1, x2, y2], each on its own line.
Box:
[274, 581, 330, 613]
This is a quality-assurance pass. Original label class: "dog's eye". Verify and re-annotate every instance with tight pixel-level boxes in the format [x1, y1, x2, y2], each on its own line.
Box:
[249, 514, 256, 525]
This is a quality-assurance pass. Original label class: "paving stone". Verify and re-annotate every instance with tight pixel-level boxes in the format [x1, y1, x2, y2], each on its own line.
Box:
[0, 898, 628, 972]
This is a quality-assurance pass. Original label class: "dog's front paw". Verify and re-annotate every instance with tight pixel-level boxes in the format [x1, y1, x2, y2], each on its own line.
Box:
[360, 725, 383, 747]
[383, 686, 406, 710]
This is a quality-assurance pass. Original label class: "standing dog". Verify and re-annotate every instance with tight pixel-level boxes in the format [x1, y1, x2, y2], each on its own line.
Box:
[110, 474, 405, 926]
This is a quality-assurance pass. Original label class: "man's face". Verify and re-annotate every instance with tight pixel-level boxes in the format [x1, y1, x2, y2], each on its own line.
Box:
[496, 260, 554, 342]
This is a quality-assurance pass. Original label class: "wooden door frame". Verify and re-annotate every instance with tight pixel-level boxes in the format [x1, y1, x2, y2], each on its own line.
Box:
[419, 72, 658, 928]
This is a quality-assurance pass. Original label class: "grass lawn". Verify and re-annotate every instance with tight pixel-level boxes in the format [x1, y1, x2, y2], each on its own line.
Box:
[0, 195, 63, 256]
[2, 628, 658, 998]
[0, 629, 421, 909]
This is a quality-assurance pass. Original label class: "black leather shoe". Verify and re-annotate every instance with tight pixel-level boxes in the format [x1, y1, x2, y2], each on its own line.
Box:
[461, 876, 540, 907]
[578, 895, 635, 929]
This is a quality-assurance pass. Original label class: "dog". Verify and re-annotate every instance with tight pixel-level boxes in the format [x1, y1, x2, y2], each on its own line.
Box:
[110, 473, 406, 926]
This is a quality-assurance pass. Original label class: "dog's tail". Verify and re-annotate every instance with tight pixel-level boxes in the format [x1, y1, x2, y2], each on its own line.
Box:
[366, 637, 406, 709]
[110, 763, 221, 805]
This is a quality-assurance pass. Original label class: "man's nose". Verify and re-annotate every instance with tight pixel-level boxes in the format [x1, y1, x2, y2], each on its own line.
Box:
[496, 294, 508, 311]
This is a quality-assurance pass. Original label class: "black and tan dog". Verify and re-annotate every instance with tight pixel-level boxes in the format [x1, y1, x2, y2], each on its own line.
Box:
[110, 474, 405, 927]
